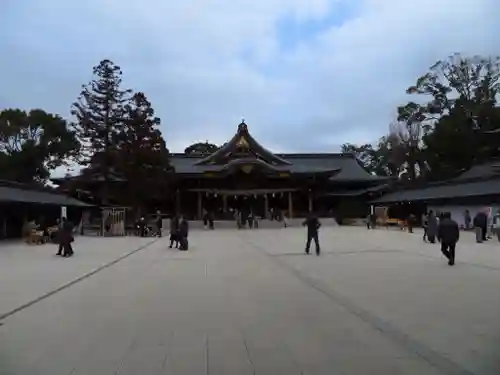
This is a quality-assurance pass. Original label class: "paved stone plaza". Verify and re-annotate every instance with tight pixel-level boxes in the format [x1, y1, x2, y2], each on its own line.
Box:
[1, 227, 500, 374]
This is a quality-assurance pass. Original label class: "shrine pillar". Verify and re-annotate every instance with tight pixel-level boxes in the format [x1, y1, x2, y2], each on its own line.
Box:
[175, 190, 181, 215]
[264, 194, 269, 218]
[222, 195, 228, 213]
[308, 190, 313, 212]
[197, 191, 203, 219]
[288, 191, 294, 218]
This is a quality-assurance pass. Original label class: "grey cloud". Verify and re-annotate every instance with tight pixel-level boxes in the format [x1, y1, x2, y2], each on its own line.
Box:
[1, 0, 500, 157]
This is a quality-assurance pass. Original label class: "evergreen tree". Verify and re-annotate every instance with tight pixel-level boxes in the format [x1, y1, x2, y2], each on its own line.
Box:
[71, 59, 132, 202]
[184, 141, 220, 155]
[116, 92, 171, 211]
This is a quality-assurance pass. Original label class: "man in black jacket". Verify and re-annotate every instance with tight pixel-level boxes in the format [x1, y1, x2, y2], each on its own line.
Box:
[437, 212, 459, 266]
[302, 213, 321, 255]
[178, 215, 189, 251]
[473, 210, 488, 242]
[156, 211, 163, 237]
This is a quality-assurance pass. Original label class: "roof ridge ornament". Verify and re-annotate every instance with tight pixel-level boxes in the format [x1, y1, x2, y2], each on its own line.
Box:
[238, 119, 248, 134]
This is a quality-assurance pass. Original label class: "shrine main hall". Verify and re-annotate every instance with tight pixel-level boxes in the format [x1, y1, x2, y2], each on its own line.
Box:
[167, 122, 388, 219]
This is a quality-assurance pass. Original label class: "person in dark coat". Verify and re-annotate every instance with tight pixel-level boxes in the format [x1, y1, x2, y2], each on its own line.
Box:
[437, 212, 459, 266]
[422, 212, 428, 241]
[473, 211, 488, 242]
[426, 211, 438, 243]
[202, 209, 208, 229]
[156, 211, 163, 237]
[302, 213, 321, 255]
[169, 216, 180, 248]
[208, 211, 214, 230]
[248, 211, 254, 229]
[178, 216, 189, 251]
[407, 214, 416, 233]
[60, 217, 74, 257]
[55, 218, 64, 255]
[136, 217, 147, 237]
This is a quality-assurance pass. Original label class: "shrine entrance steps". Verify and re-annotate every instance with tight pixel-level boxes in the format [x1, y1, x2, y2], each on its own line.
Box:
[188, 217, 338, 230]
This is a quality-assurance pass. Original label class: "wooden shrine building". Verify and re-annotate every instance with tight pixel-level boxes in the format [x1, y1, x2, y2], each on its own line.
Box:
[168, 121, 389, 219]
[52, 121, 389, 220]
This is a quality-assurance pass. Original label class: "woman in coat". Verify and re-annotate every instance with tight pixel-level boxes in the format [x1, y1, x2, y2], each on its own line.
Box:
[169, 216, 180, 248]
[178, 216, 189, 251]
[426, 210, 438, 243]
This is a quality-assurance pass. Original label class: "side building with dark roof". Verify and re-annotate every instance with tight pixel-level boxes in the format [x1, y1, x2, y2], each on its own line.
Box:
[0, 179, 92, 239]
[371, 159, 500, 227]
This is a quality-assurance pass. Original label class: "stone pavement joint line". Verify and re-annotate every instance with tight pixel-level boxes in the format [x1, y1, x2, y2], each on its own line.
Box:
[243, 236, 475, 375]
[205, 335, 209, 375]
[0, 238, 159, 322]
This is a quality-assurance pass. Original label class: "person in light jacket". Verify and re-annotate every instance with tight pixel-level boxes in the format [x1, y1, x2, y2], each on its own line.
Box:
[426, 211, 438, 243]
[492, 210, 500, 242]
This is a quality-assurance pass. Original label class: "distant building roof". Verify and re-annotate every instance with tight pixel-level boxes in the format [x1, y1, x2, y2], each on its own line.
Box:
[371, 177, 500, 204]
[51, 169, 126, 184]
[452, 160, 500, 181]
[0, 180, 92, 207]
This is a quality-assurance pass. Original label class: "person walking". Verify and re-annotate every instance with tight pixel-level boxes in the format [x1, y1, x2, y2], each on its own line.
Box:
[437, 212, 459, 266]
[169, 215, 180, 248]
[426, 210, 438, 243]
[422, 212, 428, 241]
[473, 210, 488, 243]
[407, 213, 416, 233]
[464, 209, 471, 230]
[137, 217, 147, 237]
[492, 210, 500, 242]
[178, 215, 189, 251]
[208, 210, 214, 230]
[60, 217, 74, 258]
[156, 211, 163, 237]
[302, 212, 321, 255]
[55, 218, 64, 255]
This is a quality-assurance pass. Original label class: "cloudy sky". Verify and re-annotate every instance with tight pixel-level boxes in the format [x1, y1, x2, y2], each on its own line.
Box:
[1, 0, 499, 155]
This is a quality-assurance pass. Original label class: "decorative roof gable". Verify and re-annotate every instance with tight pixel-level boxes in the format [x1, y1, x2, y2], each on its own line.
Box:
[194, 121, 292, 167]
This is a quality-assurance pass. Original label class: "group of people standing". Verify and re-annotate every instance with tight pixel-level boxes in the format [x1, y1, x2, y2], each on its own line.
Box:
[135, 213, 163, 237]
[471, 209, 500, 242]
[202, 210, 215, 230]
[235, 210, 259, 229]
[427, 208, 500, 244]
[169, 215, 189, 250]
[422, 209, 500, 266]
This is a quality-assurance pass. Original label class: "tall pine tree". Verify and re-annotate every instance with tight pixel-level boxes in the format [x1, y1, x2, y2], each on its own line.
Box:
[71, 59, 132, 203]
[117, 92, 171, 212]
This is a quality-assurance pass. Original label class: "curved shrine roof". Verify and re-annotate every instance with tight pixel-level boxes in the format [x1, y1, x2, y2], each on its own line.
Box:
[169, 121, 385, 181]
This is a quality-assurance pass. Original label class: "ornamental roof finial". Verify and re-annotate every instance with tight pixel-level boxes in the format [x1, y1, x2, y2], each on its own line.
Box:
[238, 119, 248, 133]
